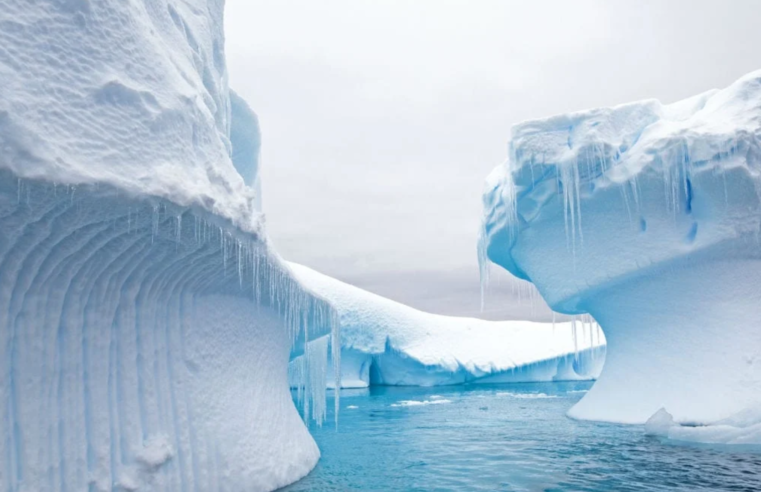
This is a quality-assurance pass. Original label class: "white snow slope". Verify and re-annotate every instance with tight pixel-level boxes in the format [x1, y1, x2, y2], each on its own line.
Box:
[481, 70, 761, 437]
[0, 1, 338, 491]
[288, 263, 606, 388]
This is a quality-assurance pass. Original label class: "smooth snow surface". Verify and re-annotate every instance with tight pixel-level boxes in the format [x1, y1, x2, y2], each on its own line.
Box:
[288, 262, 606, 388]
[0, 1, 338, 490]
[481, 70, 761, 427]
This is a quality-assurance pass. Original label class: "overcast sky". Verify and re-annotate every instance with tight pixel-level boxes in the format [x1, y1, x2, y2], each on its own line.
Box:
[225, 0, 761, 320]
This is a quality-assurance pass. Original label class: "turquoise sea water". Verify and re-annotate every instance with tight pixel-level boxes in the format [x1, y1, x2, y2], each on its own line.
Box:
[283, 382, 761, 491]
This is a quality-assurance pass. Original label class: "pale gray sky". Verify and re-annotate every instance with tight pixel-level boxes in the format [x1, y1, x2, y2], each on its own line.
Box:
[224, 0, 760, 319]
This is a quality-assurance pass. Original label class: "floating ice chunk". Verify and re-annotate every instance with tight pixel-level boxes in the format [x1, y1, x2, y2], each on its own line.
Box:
[496, 392, 559, 399]
[644, 408, 676, 436]
[390, 399, 453, 407]
[647, 406, 761, 445]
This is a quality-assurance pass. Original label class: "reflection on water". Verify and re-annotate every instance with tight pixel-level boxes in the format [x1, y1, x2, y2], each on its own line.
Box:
[282, 382, 761, 492]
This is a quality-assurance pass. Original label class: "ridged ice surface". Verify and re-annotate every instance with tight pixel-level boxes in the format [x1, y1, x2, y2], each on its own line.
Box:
[481, 70, 761, 432]
[0, 176, 339, 492]
[287, 263, 605, 389]
[0, 0, 341, 490]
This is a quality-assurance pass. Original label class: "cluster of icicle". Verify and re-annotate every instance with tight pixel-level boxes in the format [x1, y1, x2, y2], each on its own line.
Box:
[477, 133, 747, 323]
[478, 228, 543, 316]
[565, 313, 603, 363]
[18, 178, 342, 427]
[495, 135, 744, 260]
[479, 217, 602, 366]
[289, 336, 341, 426]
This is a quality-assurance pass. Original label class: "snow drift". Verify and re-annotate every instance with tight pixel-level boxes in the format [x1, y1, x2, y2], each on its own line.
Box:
[287, 263, 606, 388]
[0, 1, 337, 491]
[481, 70, 761, 429]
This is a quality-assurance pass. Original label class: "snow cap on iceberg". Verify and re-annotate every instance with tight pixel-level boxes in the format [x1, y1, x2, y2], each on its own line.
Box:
[0, 0, 259, 231]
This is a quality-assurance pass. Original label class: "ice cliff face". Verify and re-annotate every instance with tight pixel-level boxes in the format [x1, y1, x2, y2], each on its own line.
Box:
[288, 263, 605, 388]
[0, 1, 336, 491]
[481, 70, 761, 425]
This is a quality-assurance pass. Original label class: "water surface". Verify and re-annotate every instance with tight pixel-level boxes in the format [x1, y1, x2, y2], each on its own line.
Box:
[284, 382, 761, 491]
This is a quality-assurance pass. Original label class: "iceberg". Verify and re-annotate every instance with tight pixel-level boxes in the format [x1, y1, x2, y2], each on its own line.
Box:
[288, 262, 606, 388]
[481, 70, 761, 426]
[0, 1, 337, 491]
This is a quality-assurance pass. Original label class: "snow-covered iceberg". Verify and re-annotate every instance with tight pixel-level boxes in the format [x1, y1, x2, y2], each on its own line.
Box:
[481, 70, 761, 426]
[0, 1, 336, 491]
[287, 263, 606, 388]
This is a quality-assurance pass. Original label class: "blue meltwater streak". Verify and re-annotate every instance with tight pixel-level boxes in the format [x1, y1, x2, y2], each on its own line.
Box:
[283, 383, 761, 492]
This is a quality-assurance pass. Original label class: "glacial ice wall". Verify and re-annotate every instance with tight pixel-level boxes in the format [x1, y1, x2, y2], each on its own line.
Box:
[0, 177, 339, 492]
[0, 0, 339, 490]
[481, 70, 761, 426]
[287, 263, 606, 388]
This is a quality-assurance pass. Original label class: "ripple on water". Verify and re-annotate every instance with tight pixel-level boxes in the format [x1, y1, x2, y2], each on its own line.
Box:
[282, 382, 761, 492]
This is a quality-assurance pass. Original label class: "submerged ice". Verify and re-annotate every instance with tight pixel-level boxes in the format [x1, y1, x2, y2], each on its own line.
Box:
[481, 70, 761, 429]
[287, 263, 606, 388]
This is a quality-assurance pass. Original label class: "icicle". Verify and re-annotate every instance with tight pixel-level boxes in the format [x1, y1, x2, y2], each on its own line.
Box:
[237, 239, 243, 288]
[477, 222, 491, 313]
[151, 205, 159, 243]
[221, 231, 227, 273]
[331, 311, 341, 428]
[301, 332, 329, 425]
[571, 315, 579, 363]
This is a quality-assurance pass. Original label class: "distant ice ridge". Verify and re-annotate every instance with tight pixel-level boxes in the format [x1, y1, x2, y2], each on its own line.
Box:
[0, 1, 338, 491]
[481, 70, 761, 428]
[287, 263, 606, 388]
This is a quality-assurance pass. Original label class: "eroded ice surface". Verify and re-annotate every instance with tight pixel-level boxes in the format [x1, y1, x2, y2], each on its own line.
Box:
[287, 263, 606, 388]
[481, 70, 761, 430]
[0, 1, 337, 491]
